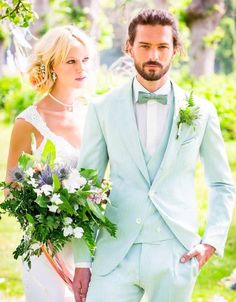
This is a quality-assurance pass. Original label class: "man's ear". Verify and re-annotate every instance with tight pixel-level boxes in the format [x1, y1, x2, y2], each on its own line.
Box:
[126, 41, 133, 58]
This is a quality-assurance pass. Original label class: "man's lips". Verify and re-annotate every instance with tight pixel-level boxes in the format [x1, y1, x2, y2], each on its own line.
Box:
[145, 64, 162, 68]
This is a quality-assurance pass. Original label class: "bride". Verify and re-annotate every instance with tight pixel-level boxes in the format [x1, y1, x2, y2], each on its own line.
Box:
[5, 25, 93, 302]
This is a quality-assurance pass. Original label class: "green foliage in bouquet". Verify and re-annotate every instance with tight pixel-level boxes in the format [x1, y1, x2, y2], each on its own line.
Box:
[0, 138, 116, 268]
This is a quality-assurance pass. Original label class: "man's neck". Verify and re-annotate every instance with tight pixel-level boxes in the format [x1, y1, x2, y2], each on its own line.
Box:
[136, 74, 169, 93]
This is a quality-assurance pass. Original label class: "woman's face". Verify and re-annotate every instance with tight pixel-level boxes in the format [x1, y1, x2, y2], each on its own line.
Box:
[53, 40, 90, 89]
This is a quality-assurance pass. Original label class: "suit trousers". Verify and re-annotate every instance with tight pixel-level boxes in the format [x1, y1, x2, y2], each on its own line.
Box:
[86, 238, 199, 302]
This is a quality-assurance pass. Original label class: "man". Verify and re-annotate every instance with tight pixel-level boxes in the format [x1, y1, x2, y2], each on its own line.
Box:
[73, 9, 235, 302]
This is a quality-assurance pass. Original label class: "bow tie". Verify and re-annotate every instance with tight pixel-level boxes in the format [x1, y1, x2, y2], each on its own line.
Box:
[137, 91, 168, 105]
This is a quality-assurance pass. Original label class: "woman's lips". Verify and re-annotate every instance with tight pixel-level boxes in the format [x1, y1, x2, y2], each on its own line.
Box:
[75, 76, 86, 81]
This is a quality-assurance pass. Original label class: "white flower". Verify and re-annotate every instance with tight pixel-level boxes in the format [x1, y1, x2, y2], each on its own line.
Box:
[51, 194, 63, 205]
[63, 226, 74, 237]
[31, 242, 41, 251]
[74, 204, 79, 211]
[28, 178, 38, 188]
[23, 234, 31, 241]
[63, 169, 87, 193]
[25, 167, 34, 178]
[41, 184, 53, 196]
[64, 217, 73, 225]
[73, 227, 84, 239]
[48, 204, 58, 212]
[34, 188, 42, 196]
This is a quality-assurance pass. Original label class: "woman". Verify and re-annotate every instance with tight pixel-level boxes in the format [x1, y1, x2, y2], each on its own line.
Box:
[5, 25, 94, 302]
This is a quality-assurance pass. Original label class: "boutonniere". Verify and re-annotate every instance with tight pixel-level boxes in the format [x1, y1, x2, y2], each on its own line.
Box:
[176, 91, 200, 139]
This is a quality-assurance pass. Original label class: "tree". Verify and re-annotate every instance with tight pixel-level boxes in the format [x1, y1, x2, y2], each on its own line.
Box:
[0, 0, 36, 27]
[186, 0, 225, 76]
[30, 0, 49, 37]
[72, 0, 100, 40]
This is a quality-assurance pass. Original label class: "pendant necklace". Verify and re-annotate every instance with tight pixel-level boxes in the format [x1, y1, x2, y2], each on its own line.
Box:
[48, 93, 74, 112]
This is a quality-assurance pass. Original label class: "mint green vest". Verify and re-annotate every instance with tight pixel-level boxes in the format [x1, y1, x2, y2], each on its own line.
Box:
[135, 87, 175, 243]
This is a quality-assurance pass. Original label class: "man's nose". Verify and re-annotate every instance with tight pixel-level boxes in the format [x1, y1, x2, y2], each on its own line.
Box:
[149, 48, 159, 61]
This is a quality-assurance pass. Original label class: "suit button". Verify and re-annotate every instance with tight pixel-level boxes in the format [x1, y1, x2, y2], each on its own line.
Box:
[136, 218, 142, 224]
[149, 190, 155, 199]
[156, 227, 161, 233]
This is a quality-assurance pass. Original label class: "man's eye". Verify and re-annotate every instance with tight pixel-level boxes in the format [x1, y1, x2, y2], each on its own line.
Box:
[140, 45, 149, 48]
[159, 46, 168, 49]
[67, 60, 76, 64]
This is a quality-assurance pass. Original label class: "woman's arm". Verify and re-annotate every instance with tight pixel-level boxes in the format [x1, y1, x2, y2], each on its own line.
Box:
[5, 119, 42, 185]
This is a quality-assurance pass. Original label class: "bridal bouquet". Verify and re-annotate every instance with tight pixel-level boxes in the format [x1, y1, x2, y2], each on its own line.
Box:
[0, 139, 116, 287]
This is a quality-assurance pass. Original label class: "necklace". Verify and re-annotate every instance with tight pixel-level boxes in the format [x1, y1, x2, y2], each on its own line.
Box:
[48, 93, 74, 112]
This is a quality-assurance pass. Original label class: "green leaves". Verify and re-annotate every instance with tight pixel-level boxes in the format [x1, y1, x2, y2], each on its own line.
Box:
[41, 139, 56, 167]
[176, 91, 200, 139]
[52, 174, 61, 193]
[18, 152, 33, 170]
[0, 0, 37, 28]
[0, 139, 116, 267]
[87, 200, 105, 222]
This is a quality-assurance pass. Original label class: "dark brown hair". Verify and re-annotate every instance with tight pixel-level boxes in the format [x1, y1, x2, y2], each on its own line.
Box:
[125, 9, 182, 52]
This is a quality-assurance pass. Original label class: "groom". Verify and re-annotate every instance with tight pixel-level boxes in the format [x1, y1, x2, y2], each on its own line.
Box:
[73, 9, 235, 302]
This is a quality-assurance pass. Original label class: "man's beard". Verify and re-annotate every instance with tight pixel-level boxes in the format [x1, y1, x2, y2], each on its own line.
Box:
[134, 60, 171, 81]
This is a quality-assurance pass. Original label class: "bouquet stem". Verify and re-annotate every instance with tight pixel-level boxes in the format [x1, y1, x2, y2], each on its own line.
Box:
[41, 244, 73, 290]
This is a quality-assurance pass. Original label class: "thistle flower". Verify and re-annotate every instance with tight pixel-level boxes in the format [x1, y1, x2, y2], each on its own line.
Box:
[38, 165, 53, 186]
[53, 165, 70, 181]
[11, 167, 25, 182]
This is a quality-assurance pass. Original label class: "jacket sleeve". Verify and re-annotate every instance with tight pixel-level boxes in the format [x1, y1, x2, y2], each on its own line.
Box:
[200, 102, 235, 256]
[73, 101, 109, 264]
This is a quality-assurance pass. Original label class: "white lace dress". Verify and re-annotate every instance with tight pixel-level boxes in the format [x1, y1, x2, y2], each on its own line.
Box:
[17, 105, 85, 302]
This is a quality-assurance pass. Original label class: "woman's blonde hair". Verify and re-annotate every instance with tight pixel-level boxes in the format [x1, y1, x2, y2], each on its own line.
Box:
[27, 25, 93, 94]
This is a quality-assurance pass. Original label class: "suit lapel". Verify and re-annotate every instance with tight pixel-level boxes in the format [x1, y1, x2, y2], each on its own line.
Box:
[151, 82, 191, 187]
[116, 79, 150, 185]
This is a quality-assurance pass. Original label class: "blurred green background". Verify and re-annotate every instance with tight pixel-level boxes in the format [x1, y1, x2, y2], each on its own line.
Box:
[0, 0, 236, 301]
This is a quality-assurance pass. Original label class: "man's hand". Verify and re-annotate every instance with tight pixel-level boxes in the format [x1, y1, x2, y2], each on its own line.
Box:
[180, 243, 216, 270]
[73, 268, 91, 302]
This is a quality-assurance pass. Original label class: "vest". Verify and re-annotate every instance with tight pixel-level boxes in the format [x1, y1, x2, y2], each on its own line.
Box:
[134, 87, 175, 243]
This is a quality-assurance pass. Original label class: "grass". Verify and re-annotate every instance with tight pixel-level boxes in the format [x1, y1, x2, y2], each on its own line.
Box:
[0, 119, 235, 300]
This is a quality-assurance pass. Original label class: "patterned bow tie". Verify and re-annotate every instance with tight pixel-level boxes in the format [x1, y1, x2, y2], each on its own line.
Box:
[137, 91, 168, 105]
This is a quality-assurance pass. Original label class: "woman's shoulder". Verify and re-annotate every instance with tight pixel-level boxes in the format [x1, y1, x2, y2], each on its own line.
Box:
[14, 105, 42, 139]
[16, 104, 36, 121]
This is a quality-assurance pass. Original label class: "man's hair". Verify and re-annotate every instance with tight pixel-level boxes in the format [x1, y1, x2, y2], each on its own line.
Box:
[125, 9, 182, 52]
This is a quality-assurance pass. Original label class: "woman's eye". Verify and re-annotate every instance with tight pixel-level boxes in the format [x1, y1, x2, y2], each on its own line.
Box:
[82, 57, 89, 63]
[67, 60, 76, 64]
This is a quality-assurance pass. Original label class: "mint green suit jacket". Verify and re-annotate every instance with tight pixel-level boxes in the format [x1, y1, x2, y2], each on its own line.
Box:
[74, 79, 235, 275]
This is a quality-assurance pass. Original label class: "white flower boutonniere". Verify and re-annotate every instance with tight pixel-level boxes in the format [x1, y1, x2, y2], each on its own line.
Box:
[176, 91, 200, 139]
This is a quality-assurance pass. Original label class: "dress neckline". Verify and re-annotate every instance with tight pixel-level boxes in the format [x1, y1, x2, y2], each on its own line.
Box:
[31, 105, 80, 152]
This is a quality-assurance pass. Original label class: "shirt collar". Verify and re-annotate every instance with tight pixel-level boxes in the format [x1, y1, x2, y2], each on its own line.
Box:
[133, 76, 171, 103]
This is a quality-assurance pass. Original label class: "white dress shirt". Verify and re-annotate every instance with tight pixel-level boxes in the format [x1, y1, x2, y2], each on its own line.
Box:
[133, 77, 172, 156]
